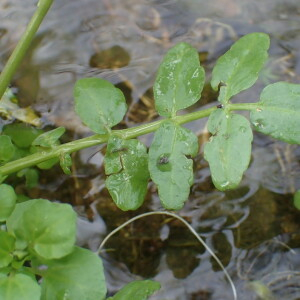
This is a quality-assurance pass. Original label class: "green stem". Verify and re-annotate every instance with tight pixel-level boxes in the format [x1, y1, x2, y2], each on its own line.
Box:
[0, 0, 54, 100]
[0, 102, 259, 177]
[227, 102, 260, 111]
[23, 266, 45, 277]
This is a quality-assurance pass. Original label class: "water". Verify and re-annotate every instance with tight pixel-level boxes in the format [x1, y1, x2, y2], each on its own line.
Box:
[1, 0, 300, 299]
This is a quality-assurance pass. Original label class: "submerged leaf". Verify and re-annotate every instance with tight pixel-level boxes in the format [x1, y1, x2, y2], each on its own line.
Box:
[204, 110, 253, 191]
[104, 136, 149, 211]
[154, 42, 205, 117]
[74, 78, 127, 134]
[41, 247, 106, 300]
[211, 32, 270, 104]
[149, 120, 198, 210]
[250, 82, 300, 144]
[107, 280, 160, 300]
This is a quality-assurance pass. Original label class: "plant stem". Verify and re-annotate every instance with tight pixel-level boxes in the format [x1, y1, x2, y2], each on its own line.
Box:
[98, 211, 237, 300]
[23, 266, 45, 277]
[0, 0, 54, 100]
[227, 102, 260, 111]
[0, 102, 258, 176]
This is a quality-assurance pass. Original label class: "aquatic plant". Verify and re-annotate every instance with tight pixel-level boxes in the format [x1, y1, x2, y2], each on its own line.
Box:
[1, 0, 300, 299]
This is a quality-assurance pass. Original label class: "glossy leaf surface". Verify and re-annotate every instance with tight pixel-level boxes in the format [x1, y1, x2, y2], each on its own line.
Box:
[74, 78, 127, 134]
[0, 135, 15, 162]
[0, 184, 17, 221]
[104, 136, 149, 211]
[149, 120, 198, 210]
[0, 231, 15, 268]
[7, 199, 76, 259]
[250, 82, 300, 144]
[154, 42, 205, 117]
[211, 33, 269, 104]
[0, 273, 41, 300]
[204, 110, 253, 190]
[32, 127, 65, 148]
[41, 247, 106, 300]
[107, 280, 161, 300]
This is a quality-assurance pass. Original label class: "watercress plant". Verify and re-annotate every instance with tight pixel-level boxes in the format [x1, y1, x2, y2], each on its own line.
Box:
[1, 1, 300, 298]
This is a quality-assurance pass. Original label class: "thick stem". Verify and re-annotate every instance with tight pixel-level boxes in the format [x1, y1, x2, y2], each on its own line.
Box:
[0, 0, 54, 100]
[0, 103, 258, 176]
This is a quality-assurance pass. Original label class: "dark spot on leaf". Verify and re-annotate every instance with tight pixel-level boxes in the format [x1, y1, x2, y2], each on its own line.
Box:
[158, 156, 169, 165]
[157, 153, 172, 172]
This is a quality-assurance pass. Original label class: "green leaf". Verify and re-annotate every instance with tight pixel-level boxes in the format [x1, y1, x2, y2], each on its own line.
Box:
[211, 32, 270, 104]
[294, 190, 300, 210]
[2, 124, 42, 148]
[41, 246, 106, 300]
[104, 136, 149, 211]
[29, 146, 59, 170]
[107, 280, 160, 300]
[17, 168, 39, 188]
[37, 157, 59, 170]
[7, 199, 76, 259]
[0, 267, 10, 276]
[0, 273, 41, 300]
[5, 200, 34, 251]
[154, 42, 205, 117]
[0, 135, 15, 162]
[0, 184, 17, 221]
[60, 153, 72, 175]
[0, 174, 7, 184]
[32, 127, 65, 148]
[74, 78, 127, 134]
[250, 82, 300, 144]
[148, 120, 198, 210]
[204, 109, 253, 191]
[0, 231, 15, 268]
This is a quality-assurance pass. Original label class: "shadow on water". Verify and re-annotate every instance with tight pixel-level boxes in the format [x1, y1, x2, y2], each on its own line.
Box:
[1, 0, 300, 299]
